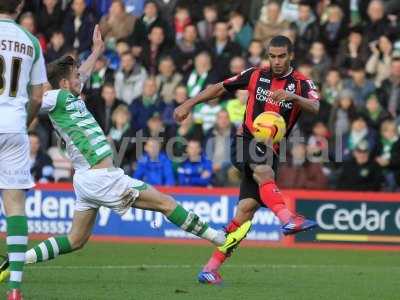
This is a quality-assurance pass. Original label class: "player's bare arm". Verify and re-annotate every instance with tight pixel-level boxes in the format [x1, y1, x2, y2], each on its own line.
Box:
[271, 89, 320, 115]
[174, 82, 226, 122]
[26, 84, 44, 127]
[78, 25, 105, 81]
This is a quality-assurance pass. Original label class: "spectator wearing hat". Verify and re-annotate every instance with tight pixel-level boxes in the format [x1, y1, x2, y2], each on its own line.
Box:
[277, 143, 328, 190]
[177, 140, 213, 187]
[375, 119, 400, 190]
[343, 60, 376, 107]
[337, 140, 384, 191]
[328, 89, 358, 137]
[114, 51, 148, 105]
[133, 138, 175, 186]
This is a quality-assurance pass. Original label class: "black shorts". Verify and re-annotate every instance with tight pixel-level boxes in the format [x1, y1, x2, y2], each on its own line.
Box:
[231, 135, 278, 206]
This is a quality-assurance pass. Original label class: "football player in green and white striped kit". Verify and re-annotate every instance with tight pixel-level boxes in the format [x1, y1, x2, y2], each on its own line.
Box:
[0, 26, 251, 287]
[0, 1, 47, 299]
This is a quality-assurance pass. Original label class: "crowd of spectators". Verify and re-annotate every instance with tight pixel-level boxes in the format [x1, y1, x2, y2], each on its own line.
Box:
[21, 0, 400, 191]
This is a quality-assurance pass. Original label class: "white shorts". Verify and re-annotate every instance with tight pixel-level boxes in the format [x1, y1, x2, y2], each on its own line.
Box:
[0, 133, 34, 189]
[73, 167, 147, 215]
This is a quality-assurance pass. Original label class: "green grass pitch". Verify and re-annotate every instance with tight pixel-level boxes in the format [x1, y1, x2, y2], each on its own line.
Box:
[0, 242, 399, 299]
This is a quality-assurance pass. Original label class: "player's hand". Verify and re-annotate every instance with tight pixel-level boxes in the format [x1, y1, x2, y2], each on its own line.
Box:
[271, 89, 294, 102]
[92, 25, 105, 54]
[174, 101, 193, 123]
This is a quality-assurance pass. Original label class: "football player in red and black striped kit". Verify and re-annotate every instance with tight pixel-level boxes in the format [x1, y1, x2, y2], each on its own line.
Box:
[174, 36, 319, 284]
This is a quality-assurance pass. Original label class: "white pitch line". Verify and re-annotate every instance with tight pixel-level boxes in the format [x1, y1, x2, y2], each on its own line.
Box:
[26, 264, 400, 271]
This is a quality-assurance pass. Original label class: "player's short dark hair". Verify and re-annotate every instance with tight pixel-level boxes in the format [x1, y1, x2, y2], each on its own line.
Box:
[47, 55, 78, 89]
[268, 35, 293, 53]
[0, 0, 22, 14]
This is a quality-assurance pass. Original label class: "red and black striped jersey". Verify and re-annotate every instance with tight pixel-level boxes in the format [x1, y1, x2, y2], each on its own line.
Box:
[223, 67, 320, 139]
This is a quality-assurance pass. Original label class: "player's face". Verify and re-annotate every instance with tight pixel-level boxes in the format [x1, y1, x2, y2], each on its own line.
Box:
[66, 67, 82, 96]
[268, 46, 292, 76]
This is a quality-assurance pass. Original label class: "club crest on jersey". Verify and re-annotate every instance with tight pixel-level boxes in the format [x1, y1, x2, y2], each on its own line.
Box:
[286, 83, 295, 93]
[306, 80, 317, 90]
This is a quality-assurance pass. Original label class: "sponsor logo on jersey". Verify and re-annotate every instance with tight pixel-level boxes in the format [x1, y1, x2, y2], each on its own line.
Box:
[306, 80, 317, 90]
[260, 77, 270, 83]
[255, 87, 293, 109]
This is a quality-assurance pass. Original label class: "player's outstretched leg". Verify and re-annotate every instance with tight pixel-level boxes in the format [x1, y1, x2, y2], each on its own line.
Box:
[133, 185, 228, 245]
[0, 209, 97, 283]
[198, 198, 257, 284]
[253, 164, 317, 235]
[2, 190, 29, 299]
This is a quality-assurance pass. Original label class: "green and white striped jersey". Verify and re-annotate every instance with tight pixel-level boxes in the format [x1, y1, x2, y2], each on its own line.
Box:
[42, 89, 113, 170]
[0, 18, 47, 133]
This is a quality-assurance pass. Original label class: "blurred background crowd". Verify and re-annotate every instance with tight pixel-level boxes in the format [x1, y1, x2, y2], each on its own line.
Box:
[20, 0, 400, 191]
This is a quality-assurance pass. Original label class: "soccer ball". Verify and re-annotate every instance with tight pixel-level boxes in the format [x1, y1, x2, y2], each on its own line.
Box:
[252, 112, 286, 144]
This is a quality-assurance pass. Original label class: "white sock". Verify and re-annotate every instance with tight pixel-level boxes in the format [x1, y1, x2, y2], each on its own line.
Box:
[201, 228, 226, 246]
[25, 249, 37, 264]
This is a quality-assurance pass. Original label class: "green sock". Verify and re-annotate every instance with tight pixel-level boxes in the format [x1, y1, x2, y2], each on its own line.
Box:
[6, 215, 28, 290]
[25, 236, 73, 264]
[167, 205, 209, 237]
